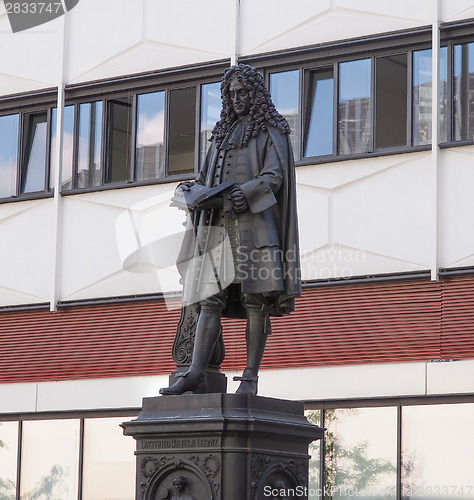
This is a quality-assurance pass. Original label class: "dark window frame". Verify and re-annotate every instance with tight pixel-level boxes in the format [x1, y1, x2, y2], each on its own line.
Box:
[3, 24, 474, 202]
[0, 96, 56, 203]
[263, 42, 438, 165]
[305, 393, 474, 500]
[0, 408, 140, 500]
[250, 23, 474, 166]
[60, 61, 228, 195]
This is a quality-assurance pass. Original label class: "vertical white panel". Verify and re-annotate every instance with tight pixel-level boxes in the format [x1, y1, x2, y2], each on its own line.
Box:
[0, 200, 55, 305]
[439, 147, 474, 268]
[0, 16, 63, 95]
[59, 184, 184, 301]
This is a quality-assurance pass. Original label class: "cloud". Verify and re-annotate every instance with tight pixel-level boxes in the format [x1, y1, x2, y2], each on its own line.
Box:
[136, 111, 165, 148]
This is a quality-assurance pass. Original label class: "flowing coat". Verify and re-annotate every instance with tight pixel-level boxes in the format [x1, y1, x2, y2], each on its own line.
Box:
[177, 122, 301, 318]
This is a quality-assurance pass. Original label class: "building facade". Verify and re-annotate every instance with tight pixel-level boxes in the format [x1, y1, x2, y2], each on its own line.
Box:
[1, 0, 474, 499]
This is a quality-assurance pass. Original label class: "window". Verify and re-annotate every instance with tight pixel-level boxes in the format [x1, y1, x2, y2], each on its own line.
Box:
[412, 47, 448, 146]
[77, 101, 103, 188]
[0, 421, 18, 499]
[304, 68, 334, 157]
[375, 54, 408, 149]
[136, 91, 165, 181]
[306, 410, 322, 496]
[21, 111, 49, 194]
[324, 407, 397, 500]
[106, 96, 133, 184]
[57, 82, 206, 192]
[2, 414, 137, 500]
[454, 41, 474, 141]
[0, 114, 19, 198]
[270, 70, 300, 156]
[402, 404, 474, 500]
[200, 81, 221, 165]
[306, 398, 474, 500]
[168, 87, 196, 176]
[50, 105, 75, 190]
[0, 106, 54, 201]
[82, 417, 135, 500]
[338, 58, 372, 155]
[20, 419, 80, 500]
[5, 33, 474, 202]
[304, 400, 474, 500]
[264, 35, 465, 163]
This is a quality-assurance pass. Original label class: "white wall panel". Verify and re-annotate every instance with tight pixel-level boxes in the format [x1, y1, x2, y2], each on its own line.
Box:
[0, 382, 37, 413]
[58, 150, 440, 304]
[0, 200, 54, 306]
[60, 184, 185, 302]
[0, 9, 63, 95]
[239, 0, 331, 56]
[3, 359, 474, 413]
[240, 0, 435, 57]
[296, 183, 329, 255]
[439, 147, 474, 268]
[333, 153, 431, 269]
[297, 153, 431, 280]
[66, 0, 144, 84]
[427, 359, 474, 395]
[66, 0, 234, 85]
[145, 0, 234, 63]
[442, 0, 474, 22]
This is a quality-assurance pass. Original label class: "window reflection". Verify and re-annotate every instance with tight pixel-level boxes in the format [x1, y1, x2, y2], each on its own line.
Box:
[324, 407, 397, 500]
[338, 59, 372, 155]
[454, 42, 474, 141]
[136, 91, 165, 181]
[305, 410, 321, 499]
[107, 97, 132, 184]
[412, 48, 448, 146]
[20, 419, 80, 500]
[200, 82, 221, 166]
[376, 54, 408, 149]
[77, 101, 103, 188]
[402, 404, 474, 500]
[21, 112, 48, 193]
[270, 70, 300, 157]
[168, 87, 196, 175]
[82, 417, 136, 500]
[50, 105, 75, 190]
[0, 421, 18, 500]
[0, 114, 19, 198]
[304, 68, 334, 157]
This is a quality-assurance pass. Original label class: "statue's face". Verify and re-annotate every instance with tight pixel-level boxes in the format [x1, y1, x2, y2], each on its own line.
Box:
[173, 479, 185, 492]
[229, 77, 250, 118]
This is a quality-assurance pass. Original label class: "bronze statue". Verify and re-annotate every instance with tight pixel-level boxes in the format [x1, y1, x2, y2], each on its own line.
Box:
[160, 63, 300, 396]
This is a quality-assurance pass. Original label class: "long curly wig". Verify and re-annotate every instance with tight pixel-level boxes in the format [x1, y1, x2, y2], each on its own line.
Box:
[211, 63, 291, 148]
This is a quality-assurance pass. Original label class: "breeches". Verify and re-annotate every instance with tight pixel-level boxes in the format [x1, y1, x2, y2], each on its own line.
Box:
[199, 288, 270, 314]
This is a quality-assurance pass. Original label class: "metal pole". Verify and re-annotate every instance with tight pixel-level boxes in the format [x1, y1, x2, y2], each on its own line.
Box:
[231, 0, 240, 66]
[50, 2, 69, 311]
[431, 0, 440, 281]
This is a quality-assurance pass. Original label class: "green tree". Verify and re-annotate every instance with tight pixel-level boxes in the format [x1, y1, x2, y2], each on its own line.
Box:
[307, 409, 397, 500]
[29, 465, 69, 500]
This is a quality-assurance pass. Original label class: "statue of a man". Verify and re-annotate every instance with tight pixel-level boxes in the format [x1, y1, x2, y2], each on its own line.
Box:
[160, 63, 300, 396]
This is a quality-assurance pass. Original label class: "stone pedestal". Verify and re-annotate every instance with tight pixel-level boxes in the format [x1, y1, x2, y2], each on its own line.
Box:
[122, 394, 324, 500]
